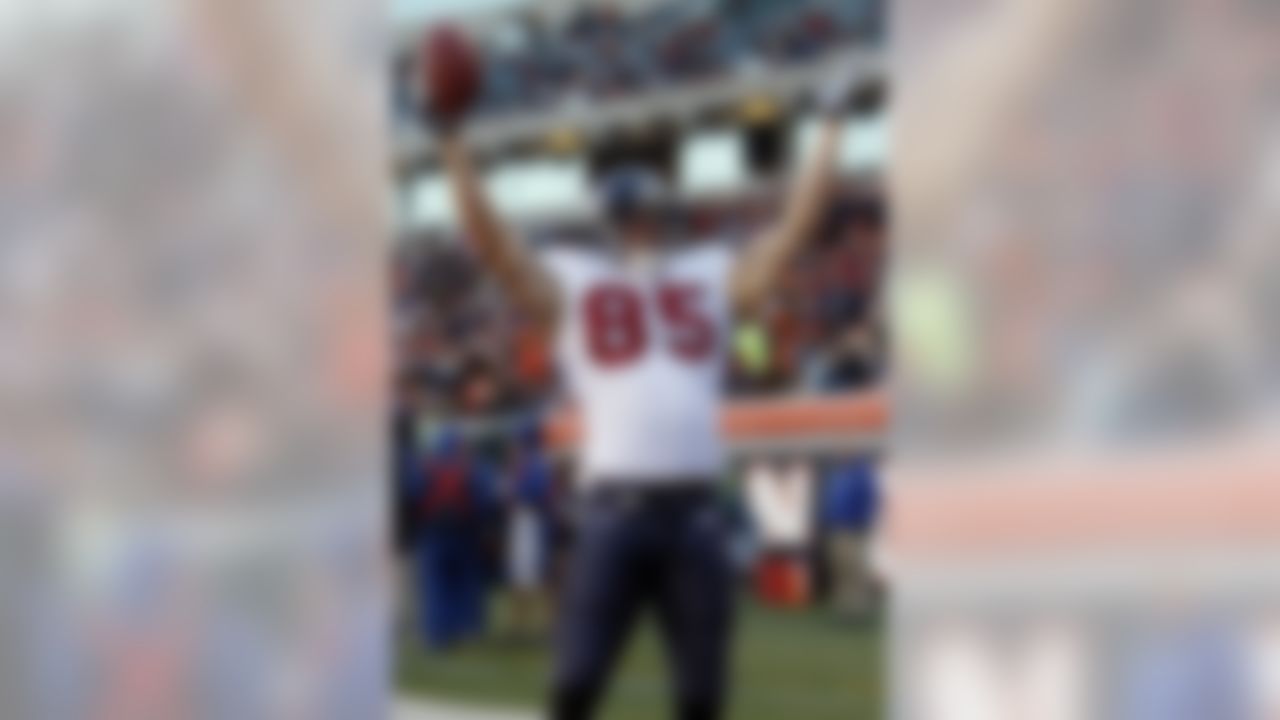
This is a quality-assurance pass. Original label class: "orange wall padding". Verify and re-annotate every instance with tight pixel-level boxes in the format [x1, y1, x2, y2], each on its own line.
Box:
[545, 391, 888, 451]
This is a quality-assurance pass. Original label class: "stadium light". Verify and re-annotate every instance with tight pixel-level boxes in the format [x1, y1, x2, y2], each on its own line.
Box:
[795, 113, 888, 174]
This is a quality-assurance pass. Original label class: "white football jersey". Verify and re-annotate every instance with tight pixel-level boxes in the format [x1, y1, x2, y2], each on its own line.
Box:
[542, 242, 737, 485]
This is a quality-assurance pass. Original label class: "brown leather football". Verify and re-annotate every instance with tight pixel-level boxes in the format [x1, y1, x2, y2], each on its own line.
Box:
[419, 25, 481, 120]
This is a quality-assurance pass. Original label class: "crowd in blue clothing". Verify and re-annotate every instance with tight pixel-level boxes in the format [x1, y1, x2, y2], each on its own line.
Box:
[400, 429, 496, 649]
[395, 420, 564, 650]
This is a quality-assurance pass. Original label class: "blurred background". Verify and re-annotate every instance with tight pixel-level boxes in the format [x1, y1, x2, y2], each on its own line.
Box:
[0, 0, 1275, 718]
[389, 0, 888, 718]
[889, 0, 1280, 718]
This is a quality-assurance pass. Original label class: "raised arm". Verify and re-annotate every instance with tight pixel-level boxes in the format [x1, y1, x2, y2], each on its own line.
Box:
[438, 131, 560, 331]
[732, 117, 844, 317]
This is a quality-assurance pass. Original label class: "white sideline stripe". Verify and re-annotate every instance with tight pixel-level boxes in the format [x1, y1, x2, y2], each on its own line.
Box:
[395, 698, 537, 720]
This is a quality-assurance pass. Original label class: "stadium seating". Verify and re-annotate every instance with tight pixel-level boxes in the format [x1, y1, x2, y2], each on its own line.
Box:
[394, 0, 884, 123]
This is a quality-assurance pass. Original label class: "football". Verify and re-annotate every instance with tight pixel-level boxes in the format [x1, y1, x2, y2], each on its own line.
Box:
[419, 25, 482, 122]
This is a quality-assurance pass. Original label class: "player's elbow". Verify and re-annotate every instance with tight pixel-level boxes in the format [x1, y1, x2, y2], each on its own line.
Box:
[499, 270, 559, 334]
[516, 287, 560, 335]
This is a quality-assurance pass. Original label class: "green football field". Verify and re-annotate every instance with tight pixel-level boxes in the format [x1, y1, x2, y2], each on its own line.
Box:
[398, 597, 883, 720]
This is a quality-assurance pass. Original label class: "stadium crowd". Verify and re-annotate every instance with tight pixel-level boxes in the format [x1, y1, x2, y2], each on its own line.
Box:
[395, 0, 883, 121]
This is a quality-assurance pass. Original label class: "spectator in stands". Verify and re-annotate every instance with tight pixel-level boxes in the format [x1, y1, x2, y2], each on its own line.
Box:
[392, 376, 424, 560]
[819, 455, 880, 620]
[409, 428, 489, 651]
[731, 318, 774, 394]
[745, 459, 817, 608]
[503, 419, 557, 640]
[805, 321, 884, 392]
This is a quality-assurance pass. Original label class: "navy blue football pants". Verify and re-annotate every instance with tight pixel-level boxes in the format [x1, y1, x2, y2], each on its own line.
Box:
[550, 484, 735, 720]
